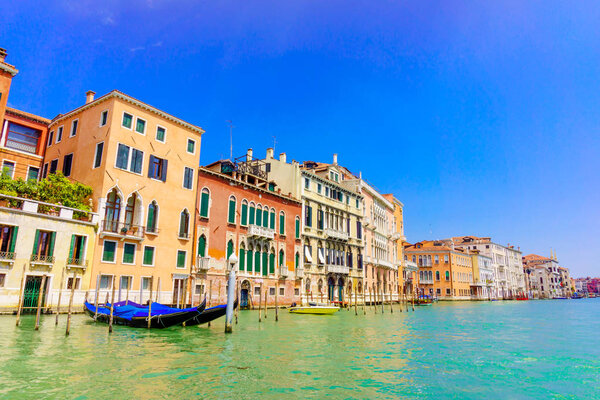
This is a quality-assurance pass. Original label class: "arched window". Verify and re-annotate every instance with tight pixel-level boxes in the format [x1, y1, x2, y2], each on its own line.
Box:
[270, 208, 275, 230]
[295, 252, 299, 271]
[256, 205, 262, 226]
[263, 207, 269, 228]
[295, 216, 300, 239]
[269, 250, 275, 274]
[279, 211, 285, 235]
[197, 235, 207, 257]
[179, 209, 190, 238]
[199, 188, 210, 218]
[239, 243, 246, 271]
[262, 248, 268, 276]
[104, 189, 121, 232]
[445, 271, 450, 281]
[226, 239, 234, 260]
[241, 200, 248, 226]
[318, 279, 323, 293]
[305, 278, 311, 294]
[247, 245, 254, 274]
[254, 245, 261, 274]
[227, 196, 236, 224]
[249, 202, 256, 225]
[124, 193, 137, 229]
[147, 201, 158, 233]
[418, 255, 423, 266]
[279, 249, 284, 268]
[358, 281, 363, 294]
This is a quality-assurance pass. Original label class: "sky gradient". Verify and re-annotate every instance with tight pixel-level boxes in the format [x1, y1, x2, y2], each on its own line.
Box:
[1, 1, 598, 276]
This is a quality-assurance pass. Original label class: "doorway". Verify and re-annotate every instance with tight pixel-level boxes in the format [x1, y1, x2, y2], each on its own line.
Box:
[23, 275, 49, 313]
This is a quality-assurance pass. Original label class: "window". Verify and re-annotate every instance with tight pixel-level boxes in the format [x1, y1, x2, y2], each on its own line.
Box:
[446, 288, 451, 295]
[62, 153, 73, 177]
[263, 208, 269, 228]
[187, 138, 196, 154]
[317, 209, 324, 230]
[436, 271, 440, 280]
[141, 277, 151, 290]
[445, 271, 450, 281]
[295, 217, 300, 239]
[241, 200, 248, 226]
[70, 119, 78, 137]
[356, 198, 359, 208]
[156, 126, 166, 142]
[116, 144, 143, 174]
[256, 206, 262, 226]
[227, 240, 234, 260]
[444, 255, 449, 263]
[177, 250, 186, 268]
[32, 230, 55, 259]
[228, 196, 236, 224]
[304, 178, 310, 189]
[102, 240, 117, 262]
[279, 212, 285, 235]
[120, 276, 132, 291]
[183, 167, 194, 189]
[68, 234, 87, 262]
[434, 255, 439, 264]
[179, 210, 190, 238]
[249, 202, 255, 225]
[100, 110, 108, 126]
[148, 155, 168, 181]
[270, 209, 275, 230]
[6, 122, 41, 154]
[47, 131, 54, 147]
[122, 112, 133, 129]
[67, 277, 81, 290]
[49, 159, 58, 174]
[269, 287, 276, 296]
[123, 243, 136, 264]
[305, 205, 312, 227]
[356, 221, 362, 239]
[197, 235, 206, 257]
[143, 246, 155, 266]
[2, 161, 15, 178]
[278, 249, 284, 268]
[199, 188, 210, 218]
[0, 224, 18, 255]
[317, 183, 322, 194]
[93, 142, 104, 168]
[56, 126, 63, 143]
[280, 287, 285, 296]
[0, 273, 5, 288]
[135, 118, 146, 134]
[99, 275, 113, 290]
[147, 201, 158, 233]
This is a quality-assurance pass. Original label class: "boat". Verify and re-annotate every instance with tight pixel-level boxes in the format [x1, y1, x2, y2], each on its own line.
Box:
[84, 299, 206, 329]
[516, 296, 529, 301]
[289, 302, 339, 315]
[552, 296, 568, 300]
[185, 298, 238, 326]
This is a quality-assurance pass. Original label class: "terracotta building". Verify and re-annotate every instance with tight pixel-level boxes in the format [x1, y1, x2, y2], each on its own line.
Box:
[193, 154, 302, 307]
[42, 90, 204, 305]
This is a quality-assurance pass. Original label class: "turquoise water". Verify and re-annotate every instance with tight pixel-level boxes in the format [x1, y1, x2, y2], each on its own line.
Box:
[0, 300, 598, 399]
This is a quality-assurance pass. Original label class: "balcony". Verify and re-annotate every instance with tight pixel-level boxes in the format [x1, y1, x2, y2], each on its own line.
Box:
[326, 264, 349, 274]
[295, 268, 304, 278]
[30, 254, 55, 266]
[404, 260, 419, 272]
[0, 251, 16, 263]
[391, 232, 402, 241]
[279, 266, 289, 277]
[420, 278, 434, 284]
[66, 258, 88, 269]
[100, 220, 145, 241]
[325, 228, 349, 241]
[247, 224, 275, 240]
[195, 257, 210, 273]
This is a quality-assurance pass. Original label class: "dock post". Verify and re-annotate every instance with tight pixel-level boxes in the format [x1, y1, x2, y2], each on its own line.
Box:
[108, 279, 116, 333]
[275, 282, 279, 322]
[147, 275, 154, 329]
[55, 268, 66, 325]
[381, 288, 384, 314]
[264, 287, 268, 319]
[389, 289, 393, 313]
[224, 255, 237, 334]
[398, 284, 402, 312]
[15, 263, 26, 326]
[235, 280, 239, 325]
[156, 277, 161, 303]
[258, 282, 262, 322]
[125, 277, 130, 306]
[208, 280, 213, 327]
[412, 290, 415, 311]
[93, 274, 100, 321]
[34, 275, 47, 331]
[354, 284, 358, 316]
[65, 271, 76, 335]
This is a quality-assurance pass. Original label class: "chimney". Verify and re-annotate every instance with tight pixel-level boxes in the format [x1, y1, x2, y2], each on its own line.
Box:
[246, 148, 253, 162]
[86, 90, 96, 104]
[333, 153, 338, 165]
[0, 48, 6, 63]
[279, 153, 286, 163]
[266, 148, 274, 159]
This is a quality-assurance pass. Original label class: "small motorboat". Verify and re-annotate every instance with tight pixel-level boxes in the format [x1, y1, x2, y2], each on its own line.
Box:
[185, 298, 238, 326]
[289, 302, 339, 315]
[84, 299, 206, 329]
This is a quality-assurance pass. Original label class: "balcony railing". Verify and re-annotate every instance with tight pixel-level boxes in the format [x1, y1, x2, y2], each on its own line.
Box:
[0, 251, 16, 261]
[295, 268, 304, 278]
[30, 254, 55, 265]
[325, 228, 349, 241]
[279, 266, 289, 277]
[247, 224, 275, 240]
[326, 264, 349, 274]
[101, 220, 145, 239]
[66, 258, 88, 268]
[420, 278, 434, 284]
[0, 194, 99, 223]
[195, 257, 210, 273]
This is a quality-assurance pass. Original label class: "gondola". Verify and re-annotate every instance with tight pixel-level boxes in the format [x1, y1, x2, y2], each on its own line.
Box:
[184, 298, 238, 326]
[84, 298, 206, 329]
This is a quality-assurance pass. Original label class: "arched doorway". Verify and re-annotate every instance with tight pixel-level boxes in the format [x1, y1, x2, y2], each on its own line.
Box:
[240, 280, 251, 309]
[338, 277, 344, 303]
[328, 277, 335, 301]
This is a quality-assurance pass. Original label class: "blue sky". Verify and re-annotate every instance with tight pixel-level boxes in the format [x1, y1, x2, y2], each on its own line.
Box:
[1, 1, 598, 276]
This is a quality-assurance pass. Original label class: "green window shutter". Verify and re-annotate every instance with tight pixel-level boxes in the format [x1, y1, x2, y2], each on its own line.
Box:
[9, 226, 18, 253]
[256, 209, 262, 226]
[81, 236, 87, 259]
[270, 253, 275, 273]
[270, 212, 275, 229]
[279, 214, 285, 235]
[68, 235, 76, 259]
[177, 251, 186, 268]
[239, 249, 246, 271]
[147, 205, 155, 229]
[227, 241, 234, 259]
[241, 203, 248, 225]
[32, 229, 40, 255]
[295, 253, 299, 271]
[295, 219, 300, 238]
[48, 232, 56, 257]
[249, 206, 255, 224]
[247, 250, 253, 272]
[262, 252, 268, 276]
[228, 199, 236, 224]
[255, 252, 261, 273]
[143, 247, 154, 265]
[279, 251, 283, 267]
[263, 210, 269, 228]
[200, 192, 209, 218]
[198, 236, 206, 257]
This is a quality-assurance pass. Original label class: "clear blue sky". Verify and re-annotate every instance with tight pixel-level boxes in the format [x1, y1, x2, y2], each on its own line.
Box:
[1, 1, 598, 276]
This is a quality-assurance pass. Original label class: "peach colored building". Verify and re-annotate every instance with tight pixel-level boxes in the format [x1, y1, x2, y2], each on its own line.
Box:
[0, 48, 49, 181]
[194, 155, 302, 307]
[42, 90, 204, 305]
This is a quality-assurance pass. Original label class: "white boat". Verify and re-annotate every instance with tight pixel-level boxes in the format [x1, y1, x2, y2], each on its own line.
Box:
[289, 302, 339, 315]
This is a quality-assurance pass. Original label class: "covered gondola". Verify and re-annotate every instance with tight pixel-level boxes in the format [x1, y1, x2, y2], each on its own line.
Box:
[84, 299, 206, 329]
[184, 298, 238, 326]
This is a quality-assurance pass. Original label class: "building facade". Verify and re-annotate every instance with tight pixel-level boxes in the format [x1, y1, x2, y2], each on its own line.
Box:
[470, 250, 495, 299]
[42, 90, 204, 305]
[193, 156, 302, 307]
[523, 253, 571, 298]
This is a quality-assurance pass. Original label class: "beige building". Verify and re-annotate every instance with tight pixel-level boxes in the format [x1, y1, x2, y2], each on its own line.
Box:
[42, 90, 204, 305]
[0, 194, 98, 313]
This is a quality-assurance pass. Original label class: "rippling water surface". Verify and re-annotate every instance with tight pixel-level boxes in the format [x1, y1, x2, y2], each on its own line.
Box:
[0, 300, 598, 399]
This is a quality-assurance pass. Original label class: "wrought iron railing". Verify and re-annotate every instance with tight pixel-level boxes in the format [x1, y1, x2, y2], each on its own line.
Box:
[101, 220, 145, 238]
[66, 258, 88, 268]
[30, 254, 55, 264]
[0, 251, 16, 260]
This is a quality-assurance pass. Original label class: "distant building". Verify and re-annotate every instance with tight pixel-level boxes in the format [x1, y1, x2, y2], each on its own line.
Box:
[470, 250, 495, 300]
[522, 253, 571, 298]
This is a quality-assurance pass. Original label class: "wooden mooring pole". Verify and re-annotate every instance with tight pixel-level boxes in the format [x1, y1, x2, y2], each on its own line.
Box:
[235, 280, 239, 325]
[275, 282, 279, 322]
[34, 275, 47, 331]
[55, 268, 66, 325]
[389, 290, 393, 313]
[93, 274, 100, 321]
[258, 282, 263, 322]
[108, 279, 116, 333]
[15, 264, 26, 327]
[354, 285, 358, 316]
[263, 287, 268, 319]
[65, 271, 76, 336]
[208, 280, 213, 327]
[147, 276, 154, 329]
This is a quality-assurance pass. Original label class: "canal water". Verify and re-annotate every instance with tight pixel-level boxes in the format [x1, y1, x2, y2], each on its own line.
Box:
[0, 300, 598, 399]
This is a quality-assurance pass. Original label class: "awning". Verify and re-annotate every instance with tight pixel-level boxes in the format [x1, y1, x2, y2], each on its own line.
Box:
[304, 246, 313, 263]
[318, 248, 325, 264]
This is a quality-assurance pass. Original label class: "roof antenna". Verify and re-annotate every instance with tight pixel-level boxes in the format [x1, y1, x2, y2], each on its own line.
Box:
[272, 136, 277, 153]
[226, 120, 234, 160]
